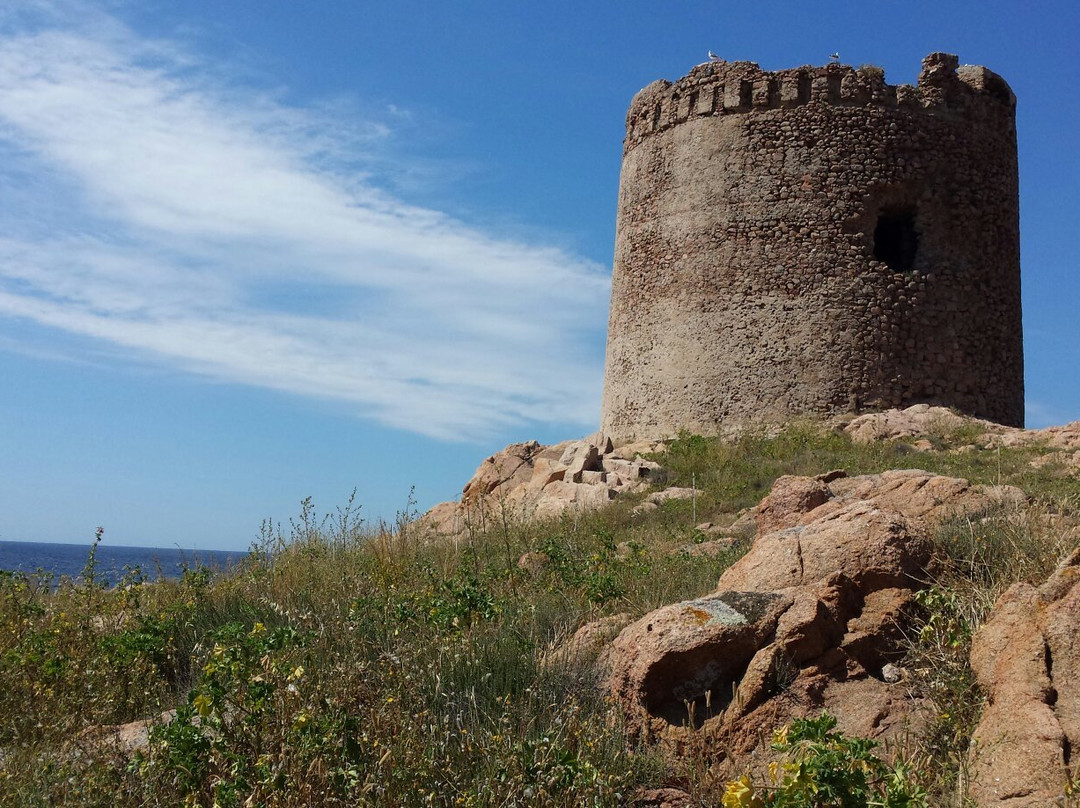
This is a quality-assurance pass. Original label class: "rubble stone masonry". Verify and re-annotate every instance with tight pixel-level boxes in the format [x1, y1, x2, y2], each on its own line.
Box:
[600, 53, 1023, 443]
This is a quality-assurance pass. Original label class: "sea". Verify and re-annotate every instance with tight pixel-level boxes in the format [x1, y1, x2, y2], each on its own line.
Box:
[0, 540, 244, 587]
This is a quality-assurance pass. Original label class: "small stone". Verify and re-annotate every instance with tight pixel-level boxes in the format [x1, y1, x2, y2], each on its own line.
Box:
[647, 486, 697, 504]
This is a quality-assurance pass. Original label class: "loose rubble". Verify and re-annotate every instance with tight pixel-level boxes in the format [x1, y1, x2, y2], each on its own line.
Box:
[422, 407, 1080, 535]
[421, 435, 666, 536]
[843, 404, 1080, 474]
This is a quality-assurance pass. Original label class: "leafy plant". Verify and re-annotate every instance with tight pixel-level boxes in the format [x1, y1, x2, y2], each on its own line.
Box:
[722, 713, 928, 807]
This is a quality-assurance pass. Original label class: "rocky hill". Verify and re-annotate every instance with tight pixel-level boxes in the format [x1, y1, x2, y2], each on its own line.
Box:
[417, 405, 1080, 806]
[4, 406, 1079, 807]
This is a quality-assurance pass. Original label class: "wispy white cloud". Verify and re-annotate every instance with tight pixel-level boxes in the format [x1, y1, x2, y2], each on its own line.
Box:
[0, 2, 609, 440]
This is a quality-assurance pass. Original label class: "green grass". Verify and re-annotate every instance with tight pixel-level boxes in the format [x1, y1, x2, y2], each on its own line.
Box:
[1, 419, 1076, 806]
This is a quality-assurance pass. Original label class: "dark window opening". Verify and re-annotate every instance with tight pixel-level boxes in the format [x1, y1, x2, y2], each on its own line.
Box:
[873, 208, 918, 271]
[827, 73, 842, 101]
[739, 80, 753, 108]
[798, 74, 811, 103]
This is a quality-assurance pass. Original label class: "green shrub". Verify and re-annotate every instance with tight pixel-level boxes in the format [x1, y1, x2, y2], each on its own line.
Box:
[722, 713, 928, 807]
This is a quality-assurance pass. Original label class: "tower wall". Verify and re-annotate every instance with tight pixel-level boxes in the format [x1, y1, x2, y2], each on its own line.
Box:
[600, 53, 1023, 443]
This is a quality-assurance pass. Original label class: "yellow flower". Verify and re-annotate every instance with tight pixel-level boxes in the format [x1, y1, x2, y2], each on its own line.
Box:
[722, 776, 764, 808]
[288, 665, 305, 681]
[251, 622, 266, 636]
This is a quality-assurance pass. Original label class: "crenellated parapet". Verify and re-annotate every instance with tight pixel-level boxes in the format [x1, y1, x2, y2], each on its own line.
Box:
[624, 53, 1015, 152]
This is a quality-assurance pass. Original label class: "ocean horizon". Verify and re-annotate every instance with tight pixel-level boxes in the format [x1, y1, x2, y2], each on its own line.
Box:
[0, 539, 243, 586]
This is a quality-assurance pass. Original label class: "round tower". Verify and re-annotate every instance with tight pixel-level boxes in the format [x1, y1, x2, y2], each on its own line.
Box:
[600, 53, 1022, 443]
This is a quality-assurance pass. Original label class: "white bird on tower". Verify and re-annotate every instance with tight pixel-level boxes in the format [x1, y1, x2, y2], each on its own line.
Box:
[708, 50, 721, 62]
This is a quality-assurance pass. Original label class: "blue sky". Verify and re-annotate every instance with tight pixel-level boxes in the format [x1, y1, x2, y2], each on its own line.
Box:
[1, 0, 1077, 551]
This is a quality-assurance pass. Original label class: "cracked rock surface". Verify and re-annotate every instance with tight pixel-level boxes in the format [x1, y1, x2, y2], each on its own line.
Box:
[968, 547, 1080, 807]
[600, 469, 1018, 774]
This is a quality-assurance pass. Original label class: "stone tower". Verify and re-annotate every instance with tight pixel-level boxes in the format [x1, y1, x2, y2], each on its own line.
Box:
[600, 53, 1022, 443]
